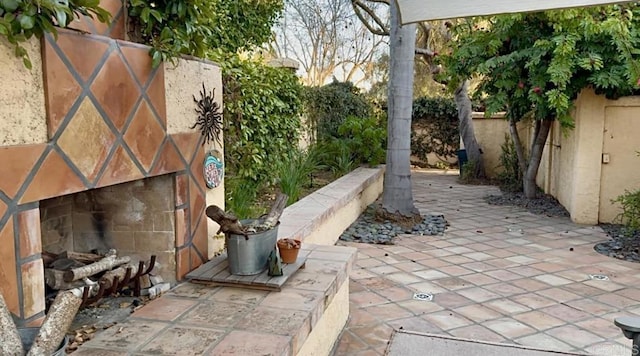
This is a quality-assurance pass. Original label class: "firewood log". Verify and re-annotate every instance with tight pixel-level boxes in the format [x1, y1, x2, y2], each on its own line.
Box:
[0, 292, 24, 355]
[99, 263, 140, 290]
[63, 250, 130, 282]
[26, 288, 83, 356]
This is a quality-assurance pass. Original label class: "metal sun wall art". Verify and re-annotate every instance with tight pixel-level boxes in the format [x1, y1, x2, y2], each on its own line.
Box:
[192, 83, 223, 146]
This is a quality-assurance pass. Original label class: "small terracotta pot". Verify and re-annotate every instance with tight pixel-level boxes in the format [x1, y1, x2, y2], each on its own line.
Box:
[277, 238, 301, 264]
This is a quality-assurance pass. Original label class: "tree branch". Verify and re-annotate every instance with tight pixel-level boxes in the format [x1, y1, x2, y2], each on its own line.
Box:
[351, 0, 389, 36]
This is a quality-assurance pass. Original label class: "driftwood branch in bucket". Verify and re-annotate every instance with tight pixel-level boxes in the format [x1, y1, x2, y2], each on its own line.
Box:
[0, 291, 24, 355]
[206, 206, 247, 237]
[63, 249, 130, 282]
[27, 288, 83, 356]
[246, 193, 287, 233]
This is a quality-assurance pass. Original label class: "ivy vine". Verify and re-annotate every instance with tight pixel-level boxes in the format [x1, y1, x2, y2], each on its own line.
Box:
[0, 0, 110, 68]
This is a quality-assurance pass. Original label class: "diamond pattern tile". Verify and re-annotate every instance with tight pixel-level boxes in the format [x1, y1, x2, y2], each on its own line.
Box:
[0, 201, 6, 221]
[123, 100, 165, 171]
[57, 97, 116, 181]
[21, 259, 45, 319]
[42, 37, 82, 138]
[189, 177, 205, 234]
[18, 209, 42, 259]
[119, 41, 154, 87]
[96, 144, 144, 188]
[150, 139, 183, 175]
[20, 150, 85, 204]
[90, 51, 140, 131]
[0, 144, 45, 199]
[56, 30, 110, 81]
[146, 66, 167, 125]
[171, 133, 200, 163]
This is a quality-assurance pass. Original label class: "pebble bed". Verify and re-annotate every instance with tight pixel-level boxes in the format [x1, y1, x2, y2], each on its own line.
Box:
[595, 224, 640, 263]
[339, 204, 448, 245]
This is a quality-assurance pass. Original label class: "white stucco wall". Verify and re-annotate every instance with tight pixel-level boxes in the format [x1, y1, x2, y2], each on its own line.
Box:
[164, 57, 225, 258]
[0, 37, 47, 146]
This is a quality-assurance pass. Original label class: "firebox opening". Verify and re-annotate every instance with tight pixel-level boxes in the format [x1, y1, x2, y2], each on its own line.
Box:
[39, 174, 177, 293]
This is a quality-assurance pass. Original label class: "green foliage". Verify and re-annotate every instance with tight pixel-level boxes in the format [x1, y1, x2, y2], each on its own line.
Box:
[613, 189, 640, 235]
[459, 159, 477, 183]
[276, 148, 319, 205]
[314, 139, 356, 178]
[336, 116, 386, 166]
[0, 0, 110, 68]
[497, 134, 524, 192]
[410, 96, 459, 165]
[304, 80, 372, 142]
[225, 177, 262, 220]
[221, 54, 303, 184]
[439, 5, 640, 127]
[127, 0, 283, 67]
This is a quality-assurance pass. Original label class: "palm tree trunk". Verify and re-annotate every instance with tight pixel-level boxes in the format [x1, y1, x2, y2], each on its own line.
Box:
[382, 1, 419, 217]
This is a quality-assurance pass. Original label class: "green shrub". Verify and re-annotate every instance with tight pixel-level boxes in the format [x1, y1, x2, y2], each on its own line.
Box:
[613, 189, 640, 235]
[225, 177, 262, 220]
[276, 149, 320, 205]
[304, 80, 372, 142]
[314, 139, 355, 178]
[497, 134, 523, 192]
[221, 54, 303, 184]
[336, 116, 386, 166]
[411, 97, 459, 165]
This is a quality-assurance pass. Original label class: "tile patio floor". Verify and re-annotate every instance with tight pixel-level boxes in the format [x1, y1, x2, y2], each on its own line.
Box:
[333, 170, 639, 356]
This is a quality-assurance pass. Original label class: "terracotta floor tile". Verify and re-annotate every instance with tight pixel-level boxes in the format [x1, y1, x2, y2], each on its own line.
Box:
[350, 291, 388, 307]
[536, 287, 581, 303]
[510, 278, 549, 292]
[512, 294, 556, 309]
[540, 304, 592, 323]
[454, 304, 502, 322]
[363, 302, 414, 321]
[594, 292, 640, 308]
[259, 288, 323, 311]
[412, 269, 449, 280]
[333, 330, 370, 355]
[71, 348, 127, 355]
[459, 273, 500, 286]
[515, 333, 574, 352]
[421, 310, 473, 330]
[513, 310, 566, 331]
[485, 299, 530, 315]
[456, 287, 501, 303]
[349, 323, 395, 348]
[140, 326, 225, 355]
[206, 330, 290, 356]
[81, 319, 167, 351]
[375, 285, 415, 302]
[234, 306, 309, 336]
[484, 317, 536, 339]
[387, 316, 442, 333]
[449, 324, 505, 343]
[166, 282, 218, 299]
[178, 300, 252, 328]
[546, 325, 604, 349]
[385, 272, 423, 285]
[348, 307, 380, 326]
[132, 297, 197, 321]
[575, 317, 624, 339]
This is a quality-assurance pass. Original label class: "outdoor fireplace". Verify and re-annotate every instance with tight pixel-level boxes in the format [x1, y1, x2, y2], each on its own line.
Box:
[40, 175, 177, 284]
[0, 0, 223, 327]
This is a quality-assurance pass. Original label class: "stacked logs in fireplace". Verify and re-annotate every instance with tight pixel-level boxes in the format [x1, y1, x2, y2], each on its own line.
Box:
[42, 249, 157, 307]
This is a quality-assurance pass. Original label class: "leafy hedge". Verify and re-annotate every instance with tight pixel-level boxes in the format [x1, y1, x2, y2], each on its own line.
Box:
[411, 96, 459, 165]
[220, 54, 303, 184]
[304, 80, 372, 142]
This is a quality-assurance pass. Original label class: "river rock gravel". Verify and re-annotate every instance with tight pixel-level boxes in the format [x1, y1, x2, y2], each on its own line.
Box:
[339, 204, 448, 245]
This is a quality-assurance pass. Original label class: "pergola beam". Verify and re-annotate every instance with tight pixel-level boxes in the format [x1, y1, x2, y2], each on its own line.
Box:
[394, 0, 634, 23]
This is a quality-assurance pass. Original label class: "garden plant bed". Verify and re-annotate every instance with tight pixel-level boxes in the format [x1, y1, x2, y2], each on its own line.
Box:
[484, 191, 570, 217]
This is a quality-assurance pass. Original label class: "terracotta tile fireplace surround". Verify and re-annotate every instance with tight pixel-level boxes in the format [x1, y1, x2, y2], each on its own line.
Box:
[0, 0, 223, 326]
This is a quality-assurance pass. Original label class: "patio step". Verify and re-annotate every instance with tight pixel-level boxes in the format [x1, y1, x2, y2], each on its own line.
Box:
[74, 243, 356, 355]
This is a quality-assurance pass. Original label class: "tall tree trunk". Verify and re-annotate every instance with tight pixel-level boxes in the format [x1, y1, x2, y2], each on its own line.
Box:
[454, 81, 485, 178]
[382, 2, 419, 217]
[523, 120, 552, 198]
[508, 118, 528, 176]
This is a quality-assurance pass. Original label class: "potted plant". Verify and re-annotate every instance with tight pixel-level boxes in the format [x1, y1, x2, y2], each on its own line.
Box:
[206, 193, 287, 275]
[277, 238, 302, 264]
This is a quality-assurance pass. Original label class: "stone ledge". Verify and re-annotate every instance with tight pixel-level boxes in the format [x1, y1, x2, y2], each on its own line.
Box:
[75, 244, 356, 356]
[278, 166, 384, 245]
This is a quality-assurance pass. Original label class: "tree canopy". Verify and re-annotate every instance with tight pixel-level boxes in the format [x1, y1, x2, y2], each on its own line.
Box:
[439, 4, 640, 127]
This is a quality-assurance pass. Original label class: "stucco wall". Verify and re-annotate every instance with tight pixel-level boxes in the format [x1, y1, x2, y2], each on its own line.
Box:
[164, 57, 225, 258]
[0, 37, 47, 146]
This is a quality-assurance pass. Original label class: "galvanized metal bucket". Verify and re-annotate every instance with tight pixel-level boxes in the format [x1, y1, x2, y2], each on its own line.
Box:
[226, 219, 279, 275]
[19, 327, 67, 355]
